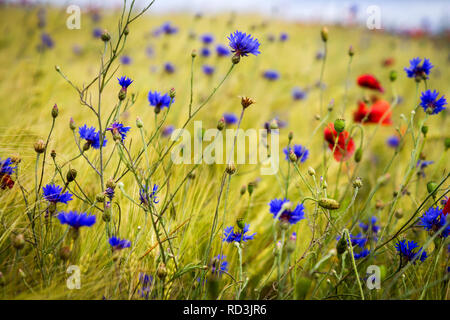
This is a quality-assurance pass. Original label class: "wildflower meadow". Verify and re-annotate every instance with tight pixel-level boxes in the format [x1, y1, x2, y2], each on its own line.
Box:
[0, 0, 449, 302]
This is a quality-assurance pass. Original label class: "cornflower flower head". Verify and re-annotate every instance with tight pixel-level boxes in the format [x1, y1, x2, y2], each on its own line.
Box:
[109, 236, 131, 250]
[107, 122, 131, 142]
[404, 57, 433, 80]
[200, 47, 211, 57]
[269, 198, 305, 225]
[160, 21, 178, 35]
[43, 184, 73, 204]
[419, 90, 447, 115]
[223, 224, 256, 243]
[161, 125, 175, 137]
[279, 32, 289, 41]
[263, 70, 280, 81]
[93, 28, 102, 38]
[292, 87, 307, 101]
[211, 255, 228, 276]
[164, 62, 175, 73]
[57, 211, 96, 229]
[354, 249, 370, 260]
[0, 157, 16, 189]
[148, 91, 173, 110]
[117, 76, 133, 90]
[359, 216, 380, 234]
[79, 125, 107, 149]
[223, 113, 238, 125]
[386, 135, 400, 148]
[120, 55, 132, 65]
[140, 184, 159, 206]
[228, 30, 261, 58]
[138, 273, 153, 300]
[216, 44, 230, 57]
[105, 187, 114, 201]
[419, 206, 449, 238]
[416, 159, 433, 178]
[283, 144, 309, 163]
[395, 240, 428, 264]
[202, 64, 215, 76]
[41, 32, 54, 48]
[200, 33, 214, 45]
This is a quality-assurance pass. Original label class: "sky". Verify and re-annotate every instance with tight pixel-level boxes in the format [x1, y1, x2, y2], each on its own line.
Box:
[5, 0, 450, 32]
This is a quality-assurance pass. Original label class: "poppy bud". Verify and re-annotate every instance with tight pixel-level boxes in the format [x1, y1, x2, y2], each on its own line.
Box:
[334, 119, 345, 133]
[51, 104, 58, 118]
[320, 27, 328, 42]
[34, 139, 46, 154]
[12, 234, 25, 250]
[354, 148, 363, 163]
[426, 181, 438, 198]
[389, 70, 397, 82]
[421, 125, 428, 137]
[318, 198, 340, 210]
[66, 168, 77, 182]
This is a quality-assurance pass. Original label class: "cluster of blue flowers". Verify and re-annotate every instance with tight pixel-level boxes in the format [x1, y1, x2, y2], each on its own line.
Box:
[79, 125, 107, 150]
[223, 224, 256, 243]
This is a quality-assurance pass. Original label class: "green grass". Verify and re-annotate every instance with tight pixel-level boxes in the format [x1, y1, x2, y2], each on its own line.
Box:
[0, 3, 448, 300]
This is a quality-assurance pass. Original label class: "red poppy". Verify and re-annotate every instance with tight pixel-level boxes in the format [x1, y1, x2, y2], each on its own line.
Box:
[324, 123, 355, 162]
[0, 174, 14, 189]
[357, 74, 384, 93]
[353, 99, 392, 125]
[443, 199, 450, 216]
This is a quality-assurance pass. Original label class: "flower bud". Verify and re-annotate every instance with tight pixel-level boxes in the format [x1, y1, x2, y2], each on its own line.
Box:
[241, 96, 255, 109]
[307, 167, 315, 176]
[51, 150, 56, 158]
[191, 50, 197, 58]
[106, 178, 116, 189]
[66, 168, 77, 182]
[269, 119, 278, 130]
[101, 30, 111, 42]
[334, 119, 345, 133]
[375, 200, 385, 210]
[389, 70, 397, 82]
[320, 27, 328, 42]
[354, 148, 362, 163]
[426, 181, 438, 198]
[288, 131, 293, 141]
[188, 171, 196, 179]
[157, 263, 167, 279]
[102, 209, 111, 222]
[55, 65, 61, 72]
[12, 234, 25, 250]
[51, 104, 59, 118]
[445, 138, 450, 151]
[123, 26, 129, 36]
[34, 139, 46, 153]
[240, 185, 246, 196]
[69, 117, 76, 131]
[394, 209, 403, 219]
[336, 236, 347, 255]
[353, 177, 363, 189]
[236, 218, 245, 230]
[289, 150, 297, 162]
[118, 88, 127, 101]
[348, 45, 354, 57]
[318, 198, 340, 210]
[217, 118, 225, 131]
[247, 181, 256, 195]
[421, 125, 428, 137]
[136, 117, 144, 128]
[225, 163, 236, 175]
[59, 246, 71, 261]
[96, 193, 105, 203]
[169, 88, 176, 99]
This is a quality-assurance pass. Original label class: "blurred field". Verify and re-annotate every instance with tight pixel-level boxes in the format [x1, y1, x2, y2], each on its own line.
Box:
[0, 4, 448, 300]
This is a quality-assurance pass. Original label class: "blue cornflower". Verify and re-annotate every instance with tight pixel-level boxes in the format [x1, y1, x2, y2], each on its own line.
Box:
[93, 28, 102, 38]
[263, 70, 280, 81]
[43, 184, 73, 204]
[117, 76, 133, 90]
[292, 87, 307, 101]
[164, 62, 175, 73]
[419, 90, 447, 115]
[416, 159, 433, 178]
[107, 122, 131, 141]
[148, 91, 173, 109]
[337, 233, 368, 248]
[120, 55, 132, 65]
[228, 30, 261, 57]
[200, 47, 211, 57]
[404, 57, 433, 79]
[41, 33, 54, 48]
[105, 187, 114, 201]
[419, 206, 449, 238]
[283, 144, 309, 163]
[138, 273, 153, 300]
[223, 224, 256, 243]
[201, 33, 214, 45]
[216, 44, 230, 57]
[160, 21, 178, 35]
[0, 157, 16, 176]
[202, 64, 215, 76]
[264, 117, 287, 133]
[269, 198, 305, 225]
[140, 184, 159, 206]
[162, 125, 175, 138]
[109, 236, 131, 250]
[354, 249, 370, 260]
[386, 135, 400, 148]
[359, 216, 380, 234]
[395, 240, 427, 264]
[279, 32, 289, 41]
[146, 46, 154, 58]
[57, 211, 96, 229]
[79, 125, 107, 149]
[211, 255, 228, 276]
[223, 113, 238, 125]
